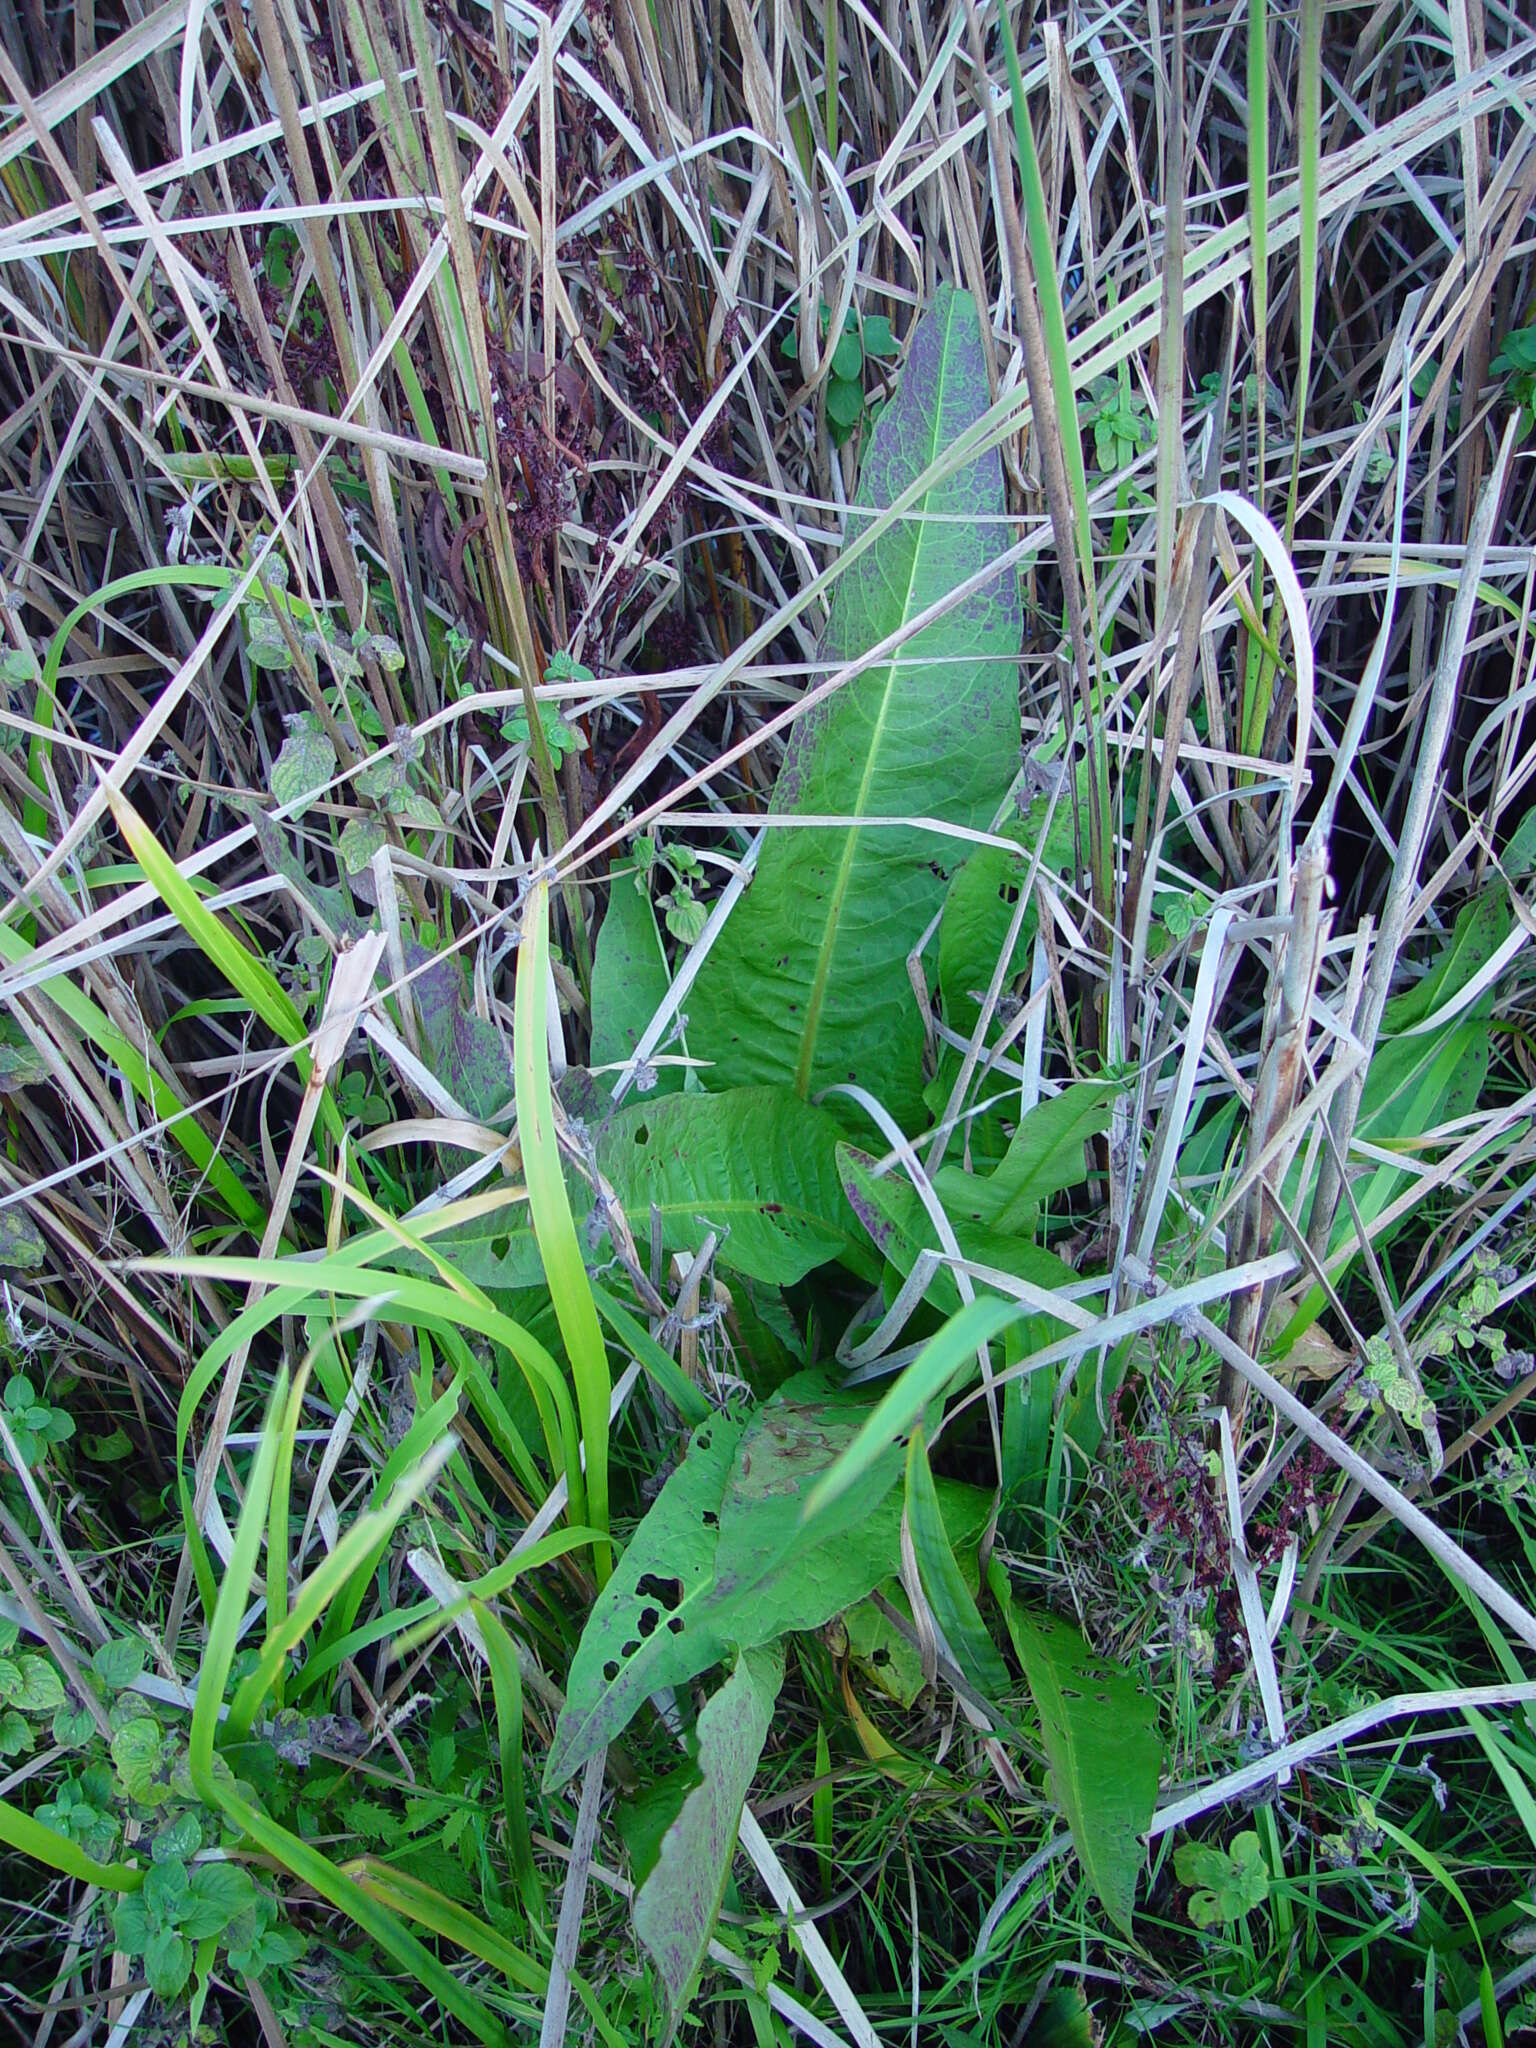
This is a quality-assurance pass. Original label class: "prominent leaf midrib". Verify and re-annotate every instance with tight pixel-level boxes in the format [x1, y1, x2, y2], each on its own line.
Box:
[646, 1193, 844, 1231]
[791, 291, 963, 1099]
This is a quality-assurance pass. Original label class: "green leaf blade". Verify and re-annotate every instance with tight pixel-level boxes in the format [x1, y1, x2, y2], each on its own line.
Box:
[590, 857, 682, 1093]
[1001, 1602, 1162, 1936]
[689, 285, 1022, 1128]
[632, 1642, 784, 2039]
[595, 1087, 877, 1285]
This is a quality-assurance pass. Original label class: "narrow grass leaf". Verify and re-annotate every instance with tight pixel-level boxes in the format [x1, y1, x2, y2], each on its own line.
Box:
[903, 1428, 1010, 1697]
[514, 877, 609, 1573]
[189, 1367, 288, 1800]
[0, 1795, 143, 1892]
[227, 1432, 459, 1740]
[0, 924, 263, 1230]
[474, 1598, 544, 1926]
[105, 787, 342, 1143]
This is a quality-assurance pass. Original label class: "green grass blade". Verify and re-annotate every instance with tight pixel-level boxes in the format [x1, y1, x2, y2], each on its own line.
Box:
[106, 786, 342, 1144]
[803, 1294, 1020, 1523]
[218, 1786, 512, 2045]
[473, 1598, 543, 1926]
[903, 1427, 1010, 1697]
[996, 5, 1091, 578]
[227, 1431, 459, 1741]
[264, 1367, 308, 1713]
[587, 1281, 712, 1427]
[1287, 0, 1322, 544]
[0, 922, 264, 1231]
[188, 1367, 288, 1797]
[0, 1794, 143, 1892]
[513, 876, 609, 1576]
[23, 564, 235, 837]
[346, 1858, 546, 1992]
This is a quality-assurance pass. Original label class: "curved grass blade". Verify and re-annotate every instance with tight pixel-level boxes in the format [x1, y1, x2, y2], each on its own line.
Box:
[903, 1428, 1010, 1697]
[0, 923, 263, 1231]
[474, 1599, 543, 1927]
[0, 1795, 144, 1893]
[514, 877, 610, 1577]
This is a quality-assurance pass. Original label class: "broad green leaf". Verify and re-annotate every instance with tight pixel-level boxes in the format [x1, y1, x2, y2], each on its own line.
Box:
[826, 375, 865, 429]
[937, 790, 1078, 1043]
[547, 1373, 989, 1788]
[53, 1705, 96, 1748]
[702, 1372, 913, 1632]
[152, 1812, 202, 1864]
[545, 1412, 748, 1790]
[590, 857, 682, 1095]
[14, 1655, 65, 1712]
[381, 1087, 875, 1294]
[112, 1718, 172, 1804]
[996, 1592, 1162, 1936]
[595, 1088, 878, 1285]
[144, 1927, 192, 2000]
[688, 285, 1023, 1128]
[904, 1430, 1009, 1696]
[696, 1387, 988, 1670]
[113, 1892, 151, 1952]
[843, 1588, 927, 1707]
[839, 1145, 1079, 1318]
[269, 715, 336, 818]
[145, 1856, 190, 1919]
[1174, 1831, 1270, 1926]
[632, 1641, 784, 2038]
[92, 1638, 145, 1687]
[339, 816, 387, 874]
[0, 1212, 45, 1271]
[935, 1083, 1113, 1231]
[180, 1861, 258, 1938]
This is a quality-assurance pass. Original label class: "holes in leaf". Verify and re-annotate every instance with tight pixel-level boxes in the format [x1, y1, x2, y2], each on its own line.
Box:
[491, 1235, 510, 1260]
[637, 1608, 659, 1638]
[633, 1124, 650, 1147]
[603, 1659, 620, 1682]
[999, 880, 1021, 906]
[635, 1572, 684, 1611]
[701, 1511, 719, 1529]
[695, 1433, 710, 1451]
[871, 1648, 891, 1668]
[621, 1639, 640, 1659]
[667, 1615, 685, 1634]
